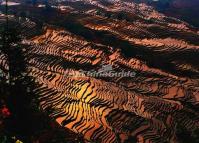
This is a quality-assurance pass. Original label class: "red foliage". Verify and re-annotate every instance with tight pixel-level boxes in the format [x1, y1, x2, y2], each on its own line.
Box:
[0, 106, 11, 118]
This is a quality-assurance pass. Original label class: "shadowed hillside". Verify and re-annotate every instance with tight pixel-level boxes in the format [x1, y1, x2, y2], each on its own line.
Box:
[134, 0, 199, 27]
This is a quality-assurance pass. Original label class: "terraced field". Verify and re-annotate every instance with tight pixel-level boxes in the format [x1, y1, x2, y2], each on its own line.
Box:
[0, 0, 199, 143]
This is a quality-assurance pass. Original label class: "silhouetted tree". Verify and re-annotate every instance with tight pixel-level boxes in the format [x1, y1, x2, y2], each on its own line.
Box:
[0, 2, 37, 142]
[44, 0, 52, 11]
[32, 0, 37, 5]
